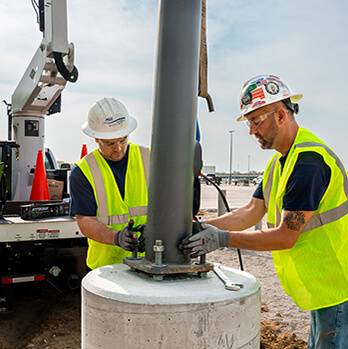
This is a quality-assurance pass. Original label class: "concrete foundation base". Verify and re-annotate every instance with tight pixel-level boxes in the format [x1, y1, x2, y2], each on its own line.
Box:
[82, 264, 261, 349]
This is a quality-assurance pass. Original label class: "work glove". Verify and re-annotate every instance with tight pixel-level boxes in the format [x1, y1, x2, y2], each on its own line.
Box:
[133, 224, 146, 253]
[192, 220, 204, 235]
[177, 220, 205, 251]
[180, 222, 229, 258]
[114, 219, 138, 251]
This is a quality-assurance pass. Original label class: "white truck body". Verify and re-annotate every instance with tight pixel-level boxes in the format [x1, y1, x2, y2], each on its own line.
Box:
[0, 0, 86, 312]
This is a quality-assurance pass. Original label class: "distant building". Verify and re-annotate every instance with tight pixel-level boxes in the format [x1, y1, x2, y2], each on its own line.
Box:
[202, 165, 215, 175]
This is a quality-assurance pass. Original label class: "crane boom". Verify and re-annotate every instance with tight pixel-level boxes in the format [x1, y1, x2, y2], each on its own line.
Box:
[11, 0, 78, 117]
[10, 0, 78, 201]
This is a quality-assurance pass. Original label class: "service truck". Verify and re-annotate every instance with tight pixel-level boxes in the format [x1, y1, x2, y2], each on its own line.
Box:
[0, 0, 87, 312]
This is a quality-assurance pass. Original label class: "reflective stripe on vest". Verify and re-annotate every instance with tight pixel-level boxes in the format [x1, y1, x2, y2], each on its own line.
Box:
[84, 146, 150, 225]
[139, 145, 150, 188]
[263, 159, 275, 211]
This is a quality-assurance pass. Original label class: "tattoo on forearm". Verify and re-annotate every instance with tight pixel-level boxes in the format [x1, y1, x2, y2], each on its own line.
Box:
[284, 211, 305, 231]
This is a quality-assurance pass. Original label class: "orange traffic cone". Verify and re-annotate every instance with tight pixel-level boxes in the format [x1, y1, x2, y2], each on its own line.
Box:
[80, 144, 88, 159]
[30, 150, 50, 201]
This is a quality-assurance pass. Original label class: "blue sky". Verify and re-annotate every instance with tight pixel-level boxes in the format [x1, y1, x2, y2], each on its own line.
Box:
[1, 1, 348, 173]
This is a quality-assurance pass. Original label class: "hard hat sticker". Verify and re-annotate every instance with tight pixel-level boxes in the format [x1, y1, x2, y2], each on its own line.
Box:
[246, 83, 257, 93]
[251, 77, 265, 85]
[278, 81, 288, 89]
[269, 75, 281, 82]
[252, 101, 266, 109]
[265, 82, 280, 95]
[251, 88, 265, 100]
[241, 92, 252, 106]
[256, 79, 267, 86]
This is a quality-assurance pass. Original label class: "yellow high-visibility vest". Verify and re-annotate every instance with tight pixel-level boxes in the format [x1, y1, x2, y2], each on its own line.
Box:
[76, 143, 150, 269]
[263, 127, 348, 310]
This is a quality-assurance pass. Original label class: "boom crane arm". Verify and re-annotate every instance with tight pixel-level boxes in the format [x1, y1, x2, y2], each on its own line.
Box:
[8, 0, 79, 201]
[11, 0, 78, 117]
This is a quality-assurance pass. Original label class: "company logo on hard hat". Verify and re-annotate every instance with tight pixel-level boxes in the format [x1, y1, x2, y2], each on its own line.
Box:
[104, 116, 126, 127]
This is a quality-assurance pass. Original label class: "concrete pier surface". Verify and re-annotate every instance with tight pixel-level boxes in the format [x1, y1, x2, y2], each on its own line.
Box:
[82, 264, 261, 349]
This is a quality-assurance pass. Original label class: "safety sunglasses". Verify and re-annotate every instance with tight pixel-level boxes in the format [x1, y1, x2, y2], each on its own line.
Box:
[245, 110, 275, 129]
[98, 136, 128, 148]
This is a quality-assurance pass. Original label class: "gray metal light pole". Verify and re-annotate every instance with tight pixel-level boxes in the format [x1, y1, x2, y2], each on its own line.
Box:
[145, 0, 202, 265]
[248, 155, 251, 173]
[228, 130, 234, 185]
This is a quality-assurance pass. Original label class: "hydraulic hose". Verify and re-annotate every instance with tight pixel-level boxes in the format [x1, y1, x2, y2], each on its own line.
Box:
[53, 51, 79, 83]
[201, 173, 244, 271]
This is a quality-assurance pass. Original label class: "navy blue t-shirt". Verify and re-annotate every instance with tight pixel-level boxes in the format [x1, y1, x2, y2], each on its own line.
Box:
[69, 146, 129, 216]
[253, 151, 331, 211]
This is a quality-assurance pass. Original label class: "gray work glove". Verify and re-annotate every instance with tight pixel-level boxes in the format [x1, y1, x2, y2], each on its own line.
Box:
[180, 222, 229, 258]
[133, 224, 146, 253]
[114, 219, 138, 251]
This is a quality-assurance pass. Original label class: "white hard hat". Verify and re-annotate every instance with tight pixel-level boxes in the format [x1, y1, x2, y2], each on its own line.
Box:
[82, 97, 137, 139]
[237, 74, 303, 121]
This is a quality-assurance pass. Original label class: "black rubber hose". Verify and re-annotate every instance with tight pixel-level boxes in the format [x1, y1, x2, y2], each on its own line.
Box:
[201, 173, 244, 271]
[53, 51, 79, 83]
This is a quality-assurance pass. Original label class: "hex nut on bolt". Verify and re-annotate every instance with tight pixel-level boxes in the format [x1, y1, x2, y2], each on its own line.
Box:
[153, 240, 164, 253]
[152, 240, 166, 268]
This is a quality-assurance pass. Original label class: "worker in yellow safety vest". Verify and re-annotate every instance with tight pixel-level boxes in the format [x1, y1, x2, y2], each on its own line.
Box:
[69, 97, 150, 270]
[180, 75, 348, 349]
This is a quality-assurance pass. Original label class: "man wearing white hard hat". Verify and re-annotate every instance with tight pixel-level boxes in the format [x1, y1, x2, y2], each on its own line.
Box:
[69, 97, 150, 270]
[181, 75, 348, 348]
